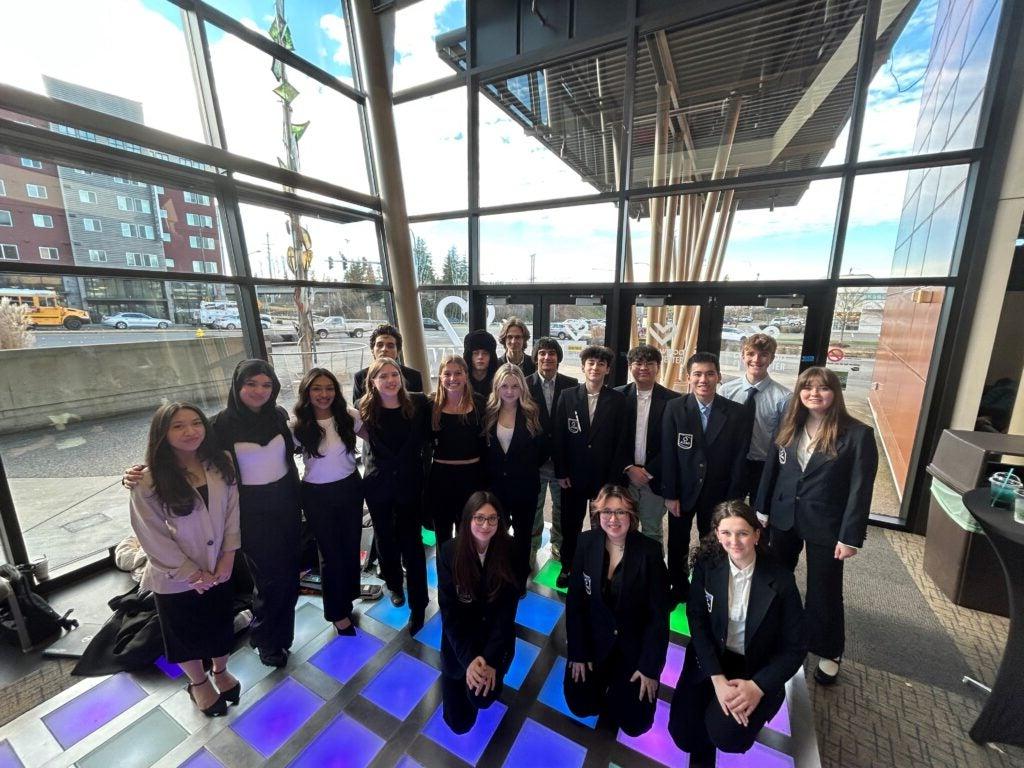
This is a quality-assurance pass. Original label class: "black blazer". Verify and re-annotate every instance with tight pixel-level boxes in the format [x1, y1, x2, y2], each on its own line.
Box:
[755, 421, 879, 547]
[661, 394, 751, 511]
[499, 353, 536, 377]
[352, 364, 424, 403]
[485, 410, 549, 508]
[614, 382, 681, 496]
[360, 393, 430, 507]
[554, 385, 629, 498]
[437, 539, 519, 679]
[566, 530, 671, 679]
[526, 371, 577, 461]
[683, 555, 806, 698]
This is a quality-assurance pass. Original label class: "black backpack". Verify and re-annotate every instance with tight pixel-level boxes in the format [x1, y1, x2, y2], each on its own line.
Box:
[0, 564, 78, 646]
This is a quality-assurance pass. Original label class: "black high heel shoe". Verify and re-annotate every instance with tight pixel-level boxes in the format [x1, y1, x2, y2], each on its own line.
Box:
[212, 668, 241, 705]
[188, 677, 227, 717]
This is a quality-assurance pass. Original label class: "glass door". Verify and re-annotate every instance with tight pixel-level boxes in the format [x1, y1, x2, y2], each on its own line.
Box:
[627, 296, 708, 394]
[544, 295, 610, 381]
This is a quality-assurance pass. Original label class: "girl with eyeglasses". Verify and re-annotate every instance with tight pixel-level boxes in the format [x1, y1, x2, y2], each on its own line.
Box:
[754, 366, 878, 686]
[563, 484, 670, 736]
[437, 491, 519, 734]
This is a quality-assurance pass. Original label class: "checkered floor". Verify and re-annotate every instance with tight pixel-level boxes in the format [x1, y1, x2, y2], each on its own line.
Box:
[0, 549, 819, 768]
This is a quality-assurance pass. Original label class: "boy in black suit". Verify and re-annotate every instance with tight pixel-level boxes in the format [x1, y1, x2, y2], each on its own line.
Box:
[498, 316, 536, 376]
[662, 352, 751, 604]
[526, 338, 577, 568]
[351, 323, 424, 402]
[554, 345, 628, 589]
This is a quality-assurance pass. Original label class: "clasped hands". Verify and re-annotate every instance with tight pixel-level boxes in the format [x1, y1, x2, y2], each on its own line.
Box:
[466, 656, 497, 697]
[712, 675, 763, 727]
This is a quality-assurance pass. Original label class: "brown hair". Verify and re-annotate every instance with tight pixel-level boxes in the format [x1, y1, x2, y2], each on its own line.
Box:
[589, 484, 639, 532]
[452, 491, 518, 602]
[431, 354, 479, 431]
[689, 500, 766, 570]
[359, 357, 416, 426]
[498, 316, 531, 346]
[742, 333, 777, 357]
[774, 366, 856, 457]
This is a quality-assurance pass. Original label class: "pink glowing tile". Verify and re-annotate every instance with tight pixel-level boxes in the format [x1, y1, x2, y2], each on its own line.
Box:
[765, 693, 791, 736]
[716, 742, 795, 768]
[617, 700, 688, 767]
[660, 642, 686, 688]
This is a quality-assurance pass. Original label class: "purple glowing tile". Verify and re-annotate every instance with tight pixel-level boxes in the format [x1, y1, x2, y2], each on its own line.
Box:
[427, 556, 438, 589]
[414, 612, 444, 651]
[155, 655, 184, 679]
[0, 740, 22, 768]
[42, 672, 148, 749]
[618, 700, 688, 767]
[660, 642, 686, 688]
[765, 692, 791, 737]
[504, 638, 541, 691]
[287, 714, 384, 768]
[366, 594, 411, 630]
[178, 748, 225, 768]
[230, 677, 323, 758]
[422, 700, 507, 766]
[394, 757, 423, 768]
[361, 652, 439, 720]
[537, 657, 596, 728]
[309, 629, 385, 684]
[502, 718, 586, 768]
[515, 591, 564, 635]
[716, 742, 795, 768]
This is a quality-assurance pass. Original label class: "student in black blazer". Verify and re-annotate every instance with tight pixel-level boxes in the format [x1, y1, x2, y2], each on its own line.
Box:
[554, 345, 629, 589]
[526, 338, 577, 567]
[497, 316, 536, 376]
[437, 492, 519, 734]
[564, 485, 671, 736]
[351, 323, 424, 402]
[616, 344, 681, 549]
[755, 366, 877, 686]
[668, 501, 806, 765]
[359, 357, 431, 635]
[484, 364, 549, 591]
[662, 353, 751, 603]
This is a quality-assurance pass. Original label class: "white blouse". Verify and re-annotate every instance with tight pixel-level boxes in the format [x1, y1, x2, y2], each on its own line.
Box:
[234, 433, 288, 486]
[302, 408, 363, 484]
[726, 557, 755, 655]
[496, 423, 514, 453]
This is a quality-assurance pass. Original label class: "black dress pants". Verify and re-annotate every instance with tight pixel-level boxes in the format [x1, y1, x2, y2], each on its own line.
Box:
[368, 497, 429, 613]
[441, 672, 505, 734]
[744, 460, 765, 503]
[666, 501, 714, 603]
[770, 525, 845, 659]
[239, 476, 301, 653]
[301, 472, 364, 622]
[428, 462, 485, 545]
[563, 646, 657, 737]
[495, 487, 538, 591]
[559, 485, 591, 577]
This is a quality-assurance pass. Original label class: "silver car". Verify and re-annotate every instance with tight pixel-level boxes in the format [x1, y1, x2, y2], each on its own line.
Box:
[101, 312, 170, 329]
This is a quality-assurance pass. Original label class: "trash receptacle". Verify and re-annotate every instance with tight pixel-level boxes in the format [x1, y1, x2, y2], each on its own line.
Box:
[924, 430, 1024, 617]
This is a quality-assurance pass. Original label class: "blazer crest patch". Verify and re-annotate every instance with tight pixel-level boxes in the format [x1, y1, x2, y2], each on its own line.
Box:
[677, 432, 693, 450]
[568, 412, 582, 435]
[705, 590, 714, 613]
[778, 447, 787, 464]
[583, 573, 592, 595]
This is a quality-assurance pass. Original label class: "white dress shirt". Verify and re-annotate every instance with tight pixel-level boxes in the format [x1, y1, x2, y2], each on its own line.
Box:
[720, 374, 792, 461]
[634, 388, 653, 466]
[726, 557, 756, 654]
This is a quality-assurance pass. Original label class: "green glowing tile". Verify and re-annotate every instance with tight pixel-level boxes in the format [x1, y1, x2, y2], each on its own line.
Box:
[669, 602, 689, 637]
[421, 528, 436, 548]
[532, 560, 567, 594]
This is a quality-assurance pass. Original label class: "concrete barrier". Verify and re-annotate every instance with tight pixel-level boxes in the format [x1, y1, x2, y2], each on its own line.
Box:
[0, 337, 246, 435]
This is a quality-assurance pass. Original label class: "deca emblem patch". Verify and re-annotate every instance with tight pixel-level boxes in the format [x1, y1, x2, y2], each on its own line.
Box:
[677, 433, 693, 450]
[583, 573, 592, 595]
[779, 447, 787, 465]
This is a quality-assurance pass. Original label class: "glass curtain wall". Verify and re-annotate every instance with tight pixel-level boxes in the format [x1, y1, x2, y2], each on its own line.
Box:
[0, 0, 385, 571]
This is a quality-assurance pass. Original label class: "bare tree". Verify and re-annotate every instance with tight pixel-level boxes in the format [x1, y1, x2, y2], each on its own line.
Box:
[833, 287, 870, 345]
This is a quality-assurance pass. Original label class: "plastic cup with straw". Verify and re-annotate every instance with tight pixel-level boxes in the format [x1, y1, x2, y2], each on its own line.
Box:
[991, 468, 1018, 508]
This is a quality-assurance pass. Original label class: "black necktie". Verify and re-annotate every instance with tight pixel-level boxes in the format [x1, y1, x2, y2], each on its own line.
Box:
[744, 386, 758, 422]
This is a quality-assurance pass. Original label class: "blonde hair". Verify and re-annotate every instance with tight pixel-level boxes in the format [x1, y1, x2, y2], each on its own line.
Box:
[589, 484, 639, 532]
[431, 354, 478, 431]
[774, 366, 855, 457]
[359, 357, 415, 426]
[484, 363, 542, 438]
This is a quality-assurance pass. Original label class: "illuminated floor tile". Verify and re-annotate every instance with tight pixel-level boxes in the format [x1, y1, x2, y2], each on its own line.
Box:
[293, 602, 328, 649]
[717, 742, 795, 768]
[670, 602, 690, 636]
[504, 638, 541, 691]
[361, 653, 439, 720]
[532, 560, 567, 594]
[414, 612, 444, 651]
[154, 655, 184, 679]
[502, 718, 586, 768]
[766, 694, 791, 737]
[422, 700, 507, 766]
[0, 740, 22, 768]
[427, 556, 438, 589]
[42, 673, 148, 749]
[309, 630, 385, 684]
[394, 757, 423, 768]
[422, 528, 436, 547]
[537, 657, 596, 728]
[230, 677, 323, 758]
[287, 714, 384, 768]
[516, 592, 564, 635]
[178, 748, 226, 768]
[78, 707, 187, 768]
[229, 647, 276, 691]
[660, 643, 686, 688]
[618, 700, 688, 767]
[366, 595, 412, 630]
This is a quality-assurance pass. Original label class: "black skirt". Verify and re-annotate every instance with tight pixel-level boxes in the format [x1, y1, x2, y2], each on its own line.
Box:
[154, 581, 234, 663]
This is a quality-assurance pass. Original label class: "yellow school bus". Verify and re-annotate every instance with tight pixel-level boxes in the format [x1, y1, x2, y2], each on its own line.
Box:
[0, 288, 91, 330]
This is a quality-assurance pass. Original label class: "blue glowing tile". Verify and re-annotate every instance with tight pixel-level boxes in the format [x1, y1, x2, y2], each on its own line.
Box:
[504, 638, 541, 691]
[414, 611, 444, 651]
[660, 642, 686, 688]
[230, 677, 323, 758]
[717, 742, 795, 768]
[537, 657, 596, 728]
[42, 672, 148, 749]
[618, 700, 687, 767]
[361, 653, 439, 720]
[765, 692, 791, 737]
[422, 700, 507, 766]
[0, 740, 22, 768]
[155, 655, 184, 679]
[427, 556, 438, 589]
[309, 629, 385, 684]
[287, 714, 384, 768]
[394, 757, 423, 768]
[178, 748, 225, 768]
[366, 595, 411, 630]
[515, 592, 564, 635]
[502, 718, 586, 768]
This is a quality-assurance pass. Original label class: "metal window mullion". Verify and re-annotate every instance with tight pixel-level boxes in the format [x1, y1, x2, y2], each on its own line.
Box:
[180, 0, 228, 150]
[216, 179, 266, 360]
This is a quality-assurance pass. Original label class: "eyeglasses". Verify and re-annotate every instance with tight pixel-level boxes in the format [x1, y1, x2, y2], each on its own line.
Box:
[595, 508, 632, 519]
[471, 515, 501, 527]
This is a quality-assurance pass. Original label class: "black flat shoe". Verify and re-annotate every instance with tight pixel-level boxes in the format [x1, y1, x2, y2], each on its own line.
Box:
[188, 677, 227, 717]
[555, 571, 570, 589]
[390, 590, 406, 608]
[212, 668, 241, 705]
[258, 647, 289, 668]
[814, 657, 841, 686]
[335, 617, 357, 636]
[408, 612, 425, 636]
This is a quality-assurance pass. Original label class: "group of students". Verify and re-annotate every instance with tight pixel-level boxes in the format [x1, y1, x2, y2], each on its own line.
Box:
[124, 317, 877, 764]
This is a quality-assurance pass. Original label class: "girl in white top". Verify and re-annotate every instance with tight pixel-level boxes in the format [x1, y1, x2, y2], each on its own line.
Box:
[292, 367, 368, 635]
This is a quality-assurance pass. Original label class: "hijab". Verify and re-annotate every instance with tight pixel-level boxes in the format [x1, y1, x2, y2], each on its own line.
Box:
[213, 359, 294, 451]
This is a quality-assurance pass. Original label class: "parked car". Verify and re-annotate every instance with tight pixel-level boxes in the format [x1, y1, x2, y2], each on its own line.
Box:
[720, 326, 749, 344]
[422, 317, 442, 330]
[212, 313, 272, 330]
[313, 316, 376, 339]
[550, 320, 592, 342]
[101, 312, 170, 329]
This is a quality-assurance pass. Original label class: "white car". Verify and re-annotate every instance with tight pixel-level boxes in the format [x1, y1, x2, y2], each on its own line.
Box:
[101, 312, 170, 329]
[313, 316, 375, 339]
[550, 320, 592, 342]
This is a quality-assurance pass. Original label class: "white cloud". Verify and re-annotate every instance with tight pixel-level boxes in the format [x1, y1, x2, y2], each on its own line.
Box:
[319, 13, 351, 72]
[391, 0, 464, 92]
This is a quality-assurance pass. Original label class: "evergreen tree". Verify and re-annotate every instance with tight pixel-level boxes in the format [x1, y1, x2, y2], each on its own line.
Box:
[412, 235, 436, 285]
[441, 245, 468, 284]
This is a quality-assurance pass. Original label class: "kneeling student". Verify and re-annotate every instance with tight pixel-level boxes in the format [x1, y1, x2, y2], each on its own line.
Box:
[437, 492, 519, 734]
[668, 501, 806, 766]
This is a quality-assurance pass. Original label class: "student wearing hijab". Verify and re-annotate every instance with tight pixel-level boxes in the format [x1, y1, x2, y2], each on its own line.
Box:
[464, 329, 499, 398]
